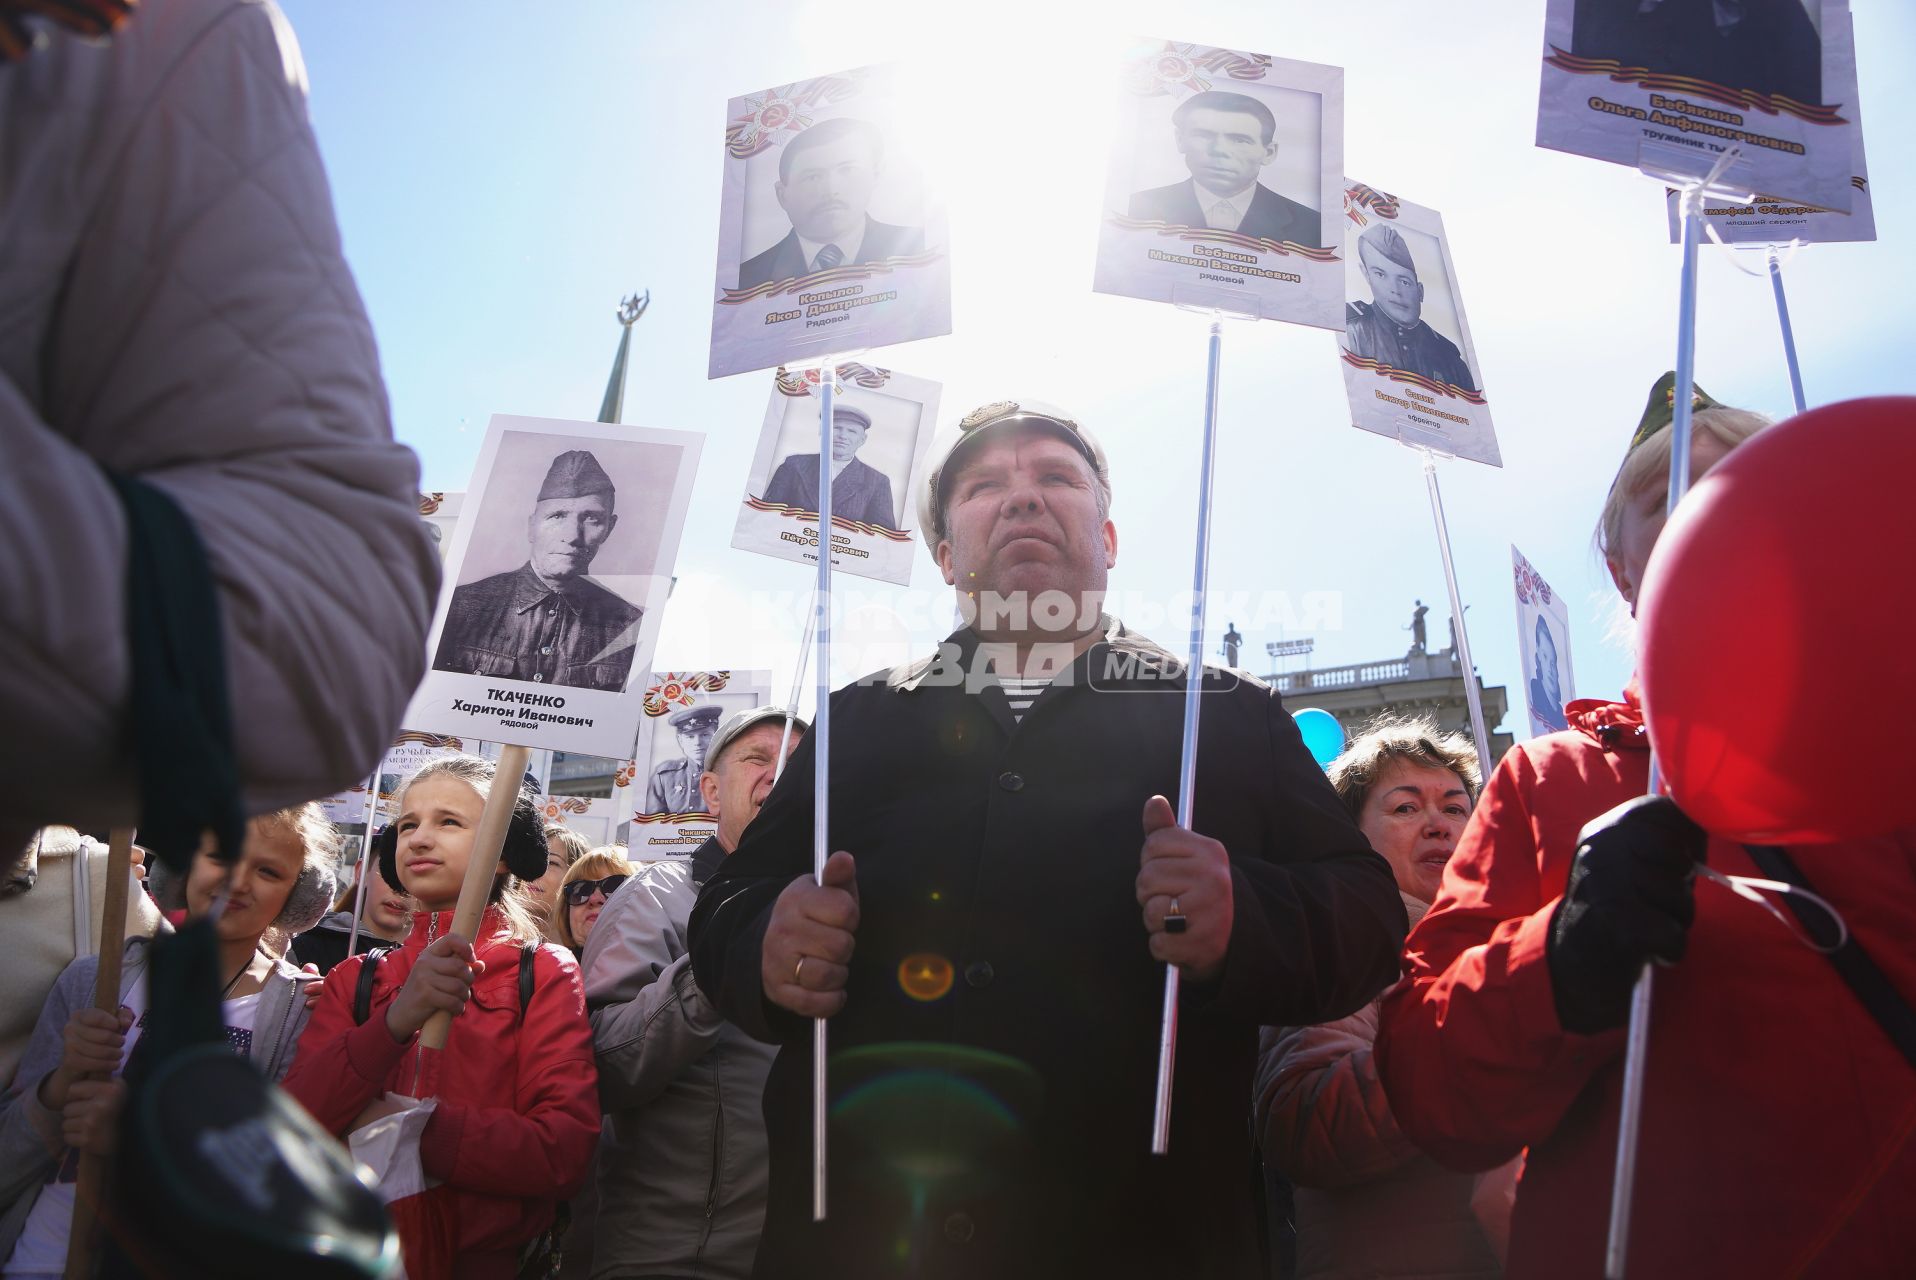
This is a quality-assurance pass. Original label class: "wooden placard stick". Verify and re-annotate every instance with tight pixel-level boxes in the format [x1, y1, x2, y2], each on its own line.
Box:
[64, 826, 136, 1280]
[420, 743, 530, 1051]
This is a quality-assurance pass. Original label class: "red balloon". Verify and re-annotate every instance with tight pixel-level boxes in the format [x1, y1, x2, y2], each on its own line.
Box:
[1639, 397, 1916, 844]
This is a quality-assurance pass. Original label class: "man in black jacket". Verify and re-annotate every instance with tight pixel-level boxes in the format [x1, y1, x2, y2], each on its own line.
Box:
[690, 398, 1406, 1279]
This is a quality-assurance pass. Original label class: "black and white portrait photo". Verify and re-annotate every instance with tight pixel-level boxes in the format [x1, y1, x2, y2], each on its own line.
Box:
[1338, 185, 1502, 469]
[709, 64, 951, 379]
[737, 117, 926, 291]
[1344, 223, 1477, 393]
[406, 415, 703, 759]
[431, 448, 645, 693]
[1093, 39, 1344, 330]
[762, 401, 900, 533]
[732, 365, 939, 586]
[1128, 89, 1323, 249]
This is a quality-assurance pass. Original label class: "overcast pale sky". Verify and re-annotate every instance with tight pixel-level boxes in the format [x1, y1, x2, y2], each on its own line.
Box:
[279, 0, 1914, 744]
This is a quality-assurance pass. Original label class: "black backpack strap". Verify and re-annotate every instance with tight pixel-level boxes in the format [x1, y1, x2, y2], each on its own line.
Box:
[1743, 844, 1916, 1073]
[519, 944, 538, 1018]
[351, 947, 394, 1026]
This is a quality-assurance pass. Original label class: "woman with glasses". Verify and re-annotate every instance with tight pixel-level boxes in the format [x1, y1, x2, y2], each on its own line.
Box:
[552, 850, 635, 957]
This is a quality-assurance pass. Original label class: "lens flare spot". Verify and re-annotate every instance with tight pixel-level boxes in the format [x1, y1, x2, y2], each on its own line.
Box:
[929, 890, 943, 902]
[897, 952, 955, 1002]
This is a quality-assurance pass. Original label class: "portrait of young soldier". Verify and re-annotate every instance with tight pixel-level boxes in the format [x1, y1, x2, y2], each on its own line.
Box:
[644, 704, 722, 815]
[738, 117, 926, 290]
[1343, 224, 1478, 393]
[1129, 89, 1323, 248]
[431, 449, 643, 692]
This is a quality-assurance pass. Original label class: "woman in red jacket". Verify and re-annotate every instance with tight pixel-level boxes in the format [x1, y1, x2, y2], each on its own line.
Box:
[283, 755, 600, 1280]
[1377, 385, 1916, 1276]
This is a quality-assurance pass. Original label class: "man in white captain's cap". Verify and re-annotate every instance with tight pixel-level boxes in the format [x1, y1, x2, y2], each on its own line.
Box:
[432, 448, 642, 691]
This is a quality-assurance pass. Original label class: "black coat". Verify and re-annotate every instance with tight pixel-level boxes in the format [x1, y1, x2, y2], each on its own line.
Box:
[690, 620, 1407, 1279]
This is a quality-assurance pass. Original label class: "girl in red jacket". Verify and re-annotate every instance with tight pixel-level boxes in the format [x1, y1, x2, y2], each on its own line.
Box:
[283, 755, 600, 1280]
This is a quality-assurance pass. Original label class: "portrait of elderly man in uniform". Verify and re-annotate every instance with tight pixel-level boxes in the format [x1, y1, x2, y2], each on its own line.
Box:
[1344, 224, 1479, 393]
[762, 403, 900, 532]
[645, 703, 722, 815]
[1128, 89, 1323, 249]
[431, 449, 643, 692]
[690, 400, 1406, 1278]
[738, 117, 926, 290]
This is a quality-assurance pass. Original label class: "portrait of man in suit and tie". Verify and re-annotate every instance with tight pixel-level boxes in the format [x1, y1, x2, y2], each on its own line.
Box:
[1128, 89, 1324, 249]
[761, 402, 899, 532]
[737, 117, 926, 290]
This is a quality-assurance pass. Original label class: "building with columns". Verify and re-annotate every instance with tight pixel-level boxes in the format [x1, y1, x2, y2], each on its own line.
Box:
[1259, 612, 1514, 767]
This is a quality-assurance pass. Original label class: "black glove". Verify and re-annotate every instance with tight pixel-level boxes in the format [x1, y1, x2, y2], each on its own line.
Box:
[1547, 795, 1706, 1034]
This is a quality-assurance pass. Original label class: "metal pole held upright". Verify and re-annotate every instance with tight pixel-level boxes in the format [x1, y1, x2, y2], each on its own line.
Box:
[1605, 175, 1709, 1280]
[1420, 454, 1494, 783]
[811, 370, 836, 1220]
[1767, 247, 1808, 414]
[1152, 317, 1225, 1155]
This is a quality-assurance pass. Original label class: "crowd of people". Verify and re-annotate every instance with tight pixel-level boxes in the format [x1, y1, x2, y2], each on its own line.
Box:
[2, 374, 1908, 1280]
[4, 1, 1912, 1278]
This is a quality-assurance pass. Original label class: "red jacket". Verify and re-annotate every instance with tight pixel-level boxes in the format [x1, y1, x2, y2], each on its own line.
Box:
[1377, 687, 1916, 1278]
[282, 907, 600, 1277]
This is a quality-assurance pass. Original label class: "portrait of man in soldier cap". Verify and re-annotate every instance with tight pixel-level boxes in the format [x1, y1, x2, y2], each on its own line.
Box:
[644, 704, 723, 815]
[762, 401, 900, 531]
[431, 446, 646, 692]
[1343, 223, 1478, 393]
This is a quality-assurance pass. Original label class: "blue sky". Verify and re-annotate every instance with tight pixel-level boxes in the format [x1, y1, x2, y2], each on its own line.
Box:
[280, 0, 1914, 739]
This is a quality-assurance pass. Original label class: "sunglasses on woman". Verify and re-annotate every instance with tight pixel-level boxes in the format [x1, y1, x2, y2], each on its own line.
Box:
[562, 874, 629, 905]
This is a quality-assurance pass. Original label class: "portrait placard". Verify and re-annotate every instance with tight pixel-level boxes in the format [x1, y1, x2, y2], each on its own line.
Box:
[1513, 547, 1576, 738]
[1662, 10, 1873, 244]
[709, 63, 951, 379]
[1537, 0, 1861, 213]
[629, 670, 775, 856]
[1339, 183, 1501, 468]
[1093, 38, 1344, 329]
[404, 415, 702, 757]
[316, 774, 375, 858]
[731, 364, 939, 585]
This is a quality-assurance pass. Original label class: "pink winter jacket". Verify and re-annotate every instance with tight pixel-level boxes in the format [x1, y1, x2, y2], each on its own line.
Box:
[1256, 894, 1502, 1280]
[0, 0, 437, 846]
